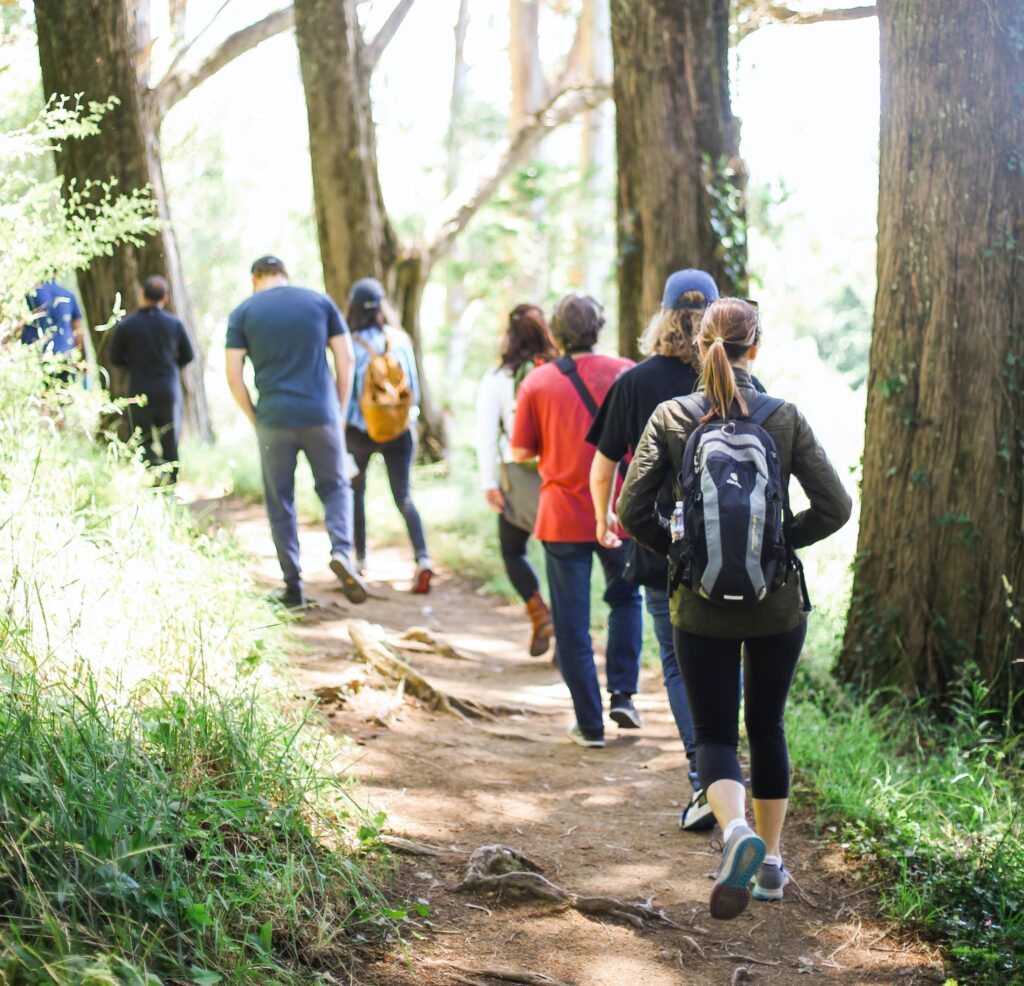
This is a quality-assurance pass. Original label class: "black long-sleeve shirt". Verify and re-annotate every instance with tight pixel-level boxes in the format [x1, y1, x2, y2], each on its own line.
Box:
[110, 306, 195, 399]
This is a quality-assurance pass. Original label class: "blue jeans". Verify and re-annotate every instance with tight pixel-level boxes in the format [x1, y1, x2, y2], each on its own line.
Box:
[257, 422, 354, 590]
[543, 541, 643, 737]
[644, 586, 697, 762]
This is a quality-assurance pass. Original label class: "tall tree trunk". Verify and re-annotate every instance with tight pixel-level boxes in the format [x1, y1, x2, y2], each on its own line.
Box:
[609, 0, 746, 360]
[839, 0, 1024, 714]
[509, 0, 546, 130]
[441, 0, 472, 390]
[571, 0, 613, 296]
[294, 0, 448, 459]
[34, 0, 212, 441]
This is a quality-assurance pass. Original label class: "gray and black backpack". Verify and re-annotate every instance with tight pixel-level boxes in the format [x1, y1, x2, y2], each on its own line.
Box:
[670, 393, 795, 605]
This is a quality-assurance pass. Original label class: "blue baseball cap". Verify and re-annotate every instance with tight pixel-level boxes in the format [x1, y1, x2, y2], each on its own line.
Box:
[661, 269, 719, 310]
[349, 277, 385, 310]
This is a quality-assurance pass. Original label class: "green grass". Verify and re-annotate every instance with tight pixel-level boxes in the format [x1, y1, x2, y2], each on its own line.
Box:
[0, 351, 397, 984]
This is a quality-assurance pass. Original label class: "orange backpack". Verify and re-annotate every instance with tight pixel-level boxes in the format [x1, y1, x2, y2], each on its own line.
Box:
[353, 332, 414, 443]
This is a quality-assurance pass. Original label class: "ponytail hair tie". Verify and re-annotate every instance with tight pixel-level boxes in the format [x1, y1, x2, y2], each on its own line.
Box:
[714, 336, 724, 344]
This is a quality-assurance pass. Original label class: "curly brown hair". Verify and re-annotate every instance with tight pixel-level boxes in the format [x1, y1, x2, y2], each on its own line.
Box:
[638, 290, 709, 367]
[500, 304, 558, 372]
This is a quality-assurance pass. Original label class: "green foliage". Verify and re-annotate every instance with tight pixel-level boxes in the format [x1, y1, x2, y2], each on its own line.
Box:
[0, 96, 160, 336]
[702, 153, 748, 290]
[0, 352, 396, 984]
[790, 665, 1024, 985]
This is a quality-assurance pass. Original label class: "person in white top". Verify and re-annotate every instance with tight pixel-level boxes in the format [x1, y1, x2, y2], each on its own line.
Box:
[475, 304, 558, 656]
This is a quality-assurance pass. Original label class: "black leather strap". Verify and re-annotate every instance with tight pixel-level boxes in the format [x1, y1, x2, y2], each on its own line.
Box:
[555, 355, 599, 417]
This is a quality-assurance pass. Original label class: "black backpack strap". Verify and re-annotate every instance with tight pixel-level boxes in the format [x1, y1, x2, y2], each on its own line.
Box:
[677, 392, 709, 421]
[556, 355, 599, 417]
[745, 394, 785, 426]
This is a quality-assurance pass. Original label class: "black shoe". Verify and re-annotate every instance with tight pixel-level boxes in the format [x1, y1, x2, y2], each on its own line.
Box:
[270, 586, 307, 611]
[680, 786, 715, 832]
[609, 693, 642, 729]
[330, 553, 368, 604]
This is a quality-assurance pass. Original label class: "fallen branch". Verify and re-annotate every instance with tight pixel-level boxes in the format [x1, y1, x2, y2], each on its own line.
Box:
[395, 626, 475, 661]
[426, 962, 572, 986]
[378, 834, 456, 856]
[346, 620, 497, 721]
[453, 844, 681, 931]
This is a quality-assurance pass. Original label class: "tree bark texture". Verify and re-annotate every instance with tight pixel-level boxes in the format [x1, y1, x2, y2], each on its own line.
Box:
[609, 0, 746, 359]
[34, 0, 212, 440]
[840, 1, 1024, 714]
[294, 0, 450, 458]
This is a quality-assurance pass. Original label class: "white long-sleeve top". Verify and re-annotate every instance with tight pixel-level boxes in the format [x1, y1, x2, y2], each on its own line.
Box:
[475, 366, 517, 490]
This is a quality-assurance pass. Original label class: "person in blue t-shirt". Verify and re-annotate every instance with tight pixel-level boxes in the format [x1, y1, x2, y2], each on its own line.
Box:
[225, 255, 368, 610]
[345, 277, 432, 593]
[22, 279, 84, 380]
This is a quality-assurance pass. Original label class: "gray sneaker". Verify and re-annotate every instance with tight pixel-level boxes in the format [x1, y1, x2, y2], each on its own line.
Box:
[709, 824, 766, 920]
[752, 861, 789, 901]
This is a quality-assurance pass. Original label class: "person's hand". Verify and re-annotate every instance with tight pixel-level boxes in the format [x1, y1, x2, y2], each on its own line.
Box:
[484, 488, 506, 513]
[596, 511, 622, 549]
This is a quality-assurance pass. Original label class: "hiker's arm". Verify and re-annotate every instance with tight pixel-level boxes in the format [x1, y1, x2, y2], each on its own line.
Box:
[509, 384, 538, 463]
[225, 348, 256, 426]
[788, 408, 853, 549]
[618, 411, 672, 557]
[589, 451, 621, 549]
[177, 320, 195, 367]
[328, 332, 355, 416]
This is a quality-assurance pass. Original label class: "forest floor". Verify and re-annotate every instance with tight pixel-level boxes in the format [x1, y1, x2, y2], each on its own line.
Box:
[192, 493, 949, 986]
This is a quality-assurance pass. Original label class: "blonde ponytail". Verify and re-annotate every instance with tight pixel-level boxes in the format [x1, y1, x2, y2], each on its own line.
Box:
[696, 299, 760, 421]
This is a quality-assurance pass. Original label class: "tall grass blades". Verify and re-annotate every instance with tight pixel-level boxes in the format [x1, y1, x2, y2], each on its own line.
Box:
[0, 350, 395, 984]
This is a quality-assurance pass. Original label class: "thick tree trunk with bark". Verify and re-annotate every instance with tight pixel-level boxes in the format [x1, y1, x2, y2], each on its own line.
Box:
[294, 0, 449, 459]
[34, 0, 212, 440]
[609, 0, 746, 359]
[840, 1, 1024, 714]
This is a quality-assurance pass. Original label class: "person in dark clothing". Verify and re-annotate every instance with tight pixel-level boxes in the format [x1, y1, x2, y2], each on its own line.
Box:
[22, 278, 85, 384]
[587, 269, 714, 825]
[618, 298, 852, 921]
[226, 255, 367, 610]
[110, 275, 195, 482]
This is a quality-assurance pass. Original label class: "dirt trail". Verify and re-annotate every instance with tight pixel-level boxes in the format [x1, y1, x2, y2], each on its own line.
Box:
[195, 494, 947, 986]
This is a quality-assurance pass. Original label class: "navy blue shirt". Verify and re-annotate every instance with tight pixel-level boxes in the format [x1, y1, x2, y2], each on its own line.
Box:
[225, 284, 348, 428]
[22, 281, 82, 353]
[110, 306, 195, 400]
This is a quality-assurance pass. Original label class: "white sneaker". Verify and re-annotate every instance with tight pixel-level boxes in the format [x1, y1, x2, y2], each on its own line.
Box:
[567, 723, 605, 748]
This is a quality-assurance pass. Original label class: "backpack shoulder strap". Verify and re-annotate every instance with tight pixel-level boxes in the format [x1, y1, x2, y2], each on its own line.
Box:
[352, 333, 375, 355]
[677, 393, 709, 421]
[555, 355, 599, 417]
[745, 394, 785, 427]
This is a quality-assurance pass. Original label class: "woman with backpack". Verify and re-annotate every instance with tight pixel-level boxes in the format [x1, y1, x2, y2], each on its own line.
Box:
[345, 277, 432, 593]
[617, 298, 852, 920]
[475, 304, 559, 656]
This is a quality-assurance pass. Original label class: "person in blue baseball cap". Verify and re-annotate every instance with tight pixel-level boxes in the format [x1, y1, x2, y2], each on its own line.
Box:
[587, 268, 724, 828]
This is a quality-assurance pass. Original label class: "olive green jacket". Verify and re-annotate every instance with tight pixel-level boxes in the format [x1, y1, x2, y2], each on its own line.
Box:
[617, 369, 853, 637]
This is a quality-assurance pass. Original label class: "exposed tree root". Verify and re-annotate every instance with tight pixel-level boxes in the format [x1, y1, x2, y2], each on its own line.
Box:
[395, 626, 476, 661]
[453, 844, 681, 930]
[379, 834, 459, 856]
[346, 620, 498, 721]
[425, 961, 573, 986]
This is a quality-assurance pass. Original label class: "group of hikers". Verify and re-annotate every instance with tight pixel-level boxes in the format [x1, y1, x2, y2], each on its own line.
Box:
[22, 257, 852, 922]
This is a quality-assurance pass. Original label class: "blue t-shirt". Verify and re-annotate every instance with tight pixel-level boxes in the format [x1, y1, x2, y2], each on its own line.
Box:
[225, 284, 348, 428]
[21, 281, 83, 353]
[347, 326, 421, 434]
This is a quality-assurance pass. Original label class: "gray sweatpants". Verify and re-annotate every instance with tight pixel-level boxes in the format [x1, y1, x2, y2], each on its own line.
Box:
[256, 421, 353, 589]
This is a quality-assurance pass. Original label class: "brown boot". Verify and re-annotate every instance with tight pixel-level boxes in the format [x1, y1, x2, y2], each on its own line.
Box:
[526, 592, 554, 657]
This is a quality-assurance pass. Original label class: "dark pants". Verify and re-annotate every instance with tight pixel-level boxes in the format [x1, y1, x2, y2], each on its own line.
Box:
[542, 541, 643, 738]
[346, 426, 429, 563]
[498, 515, 539, 603]
[674, 622, 806, 799]
[645, 586, 697, 762]
[257, 422, 354, 590]
[127, 393, 182, 482]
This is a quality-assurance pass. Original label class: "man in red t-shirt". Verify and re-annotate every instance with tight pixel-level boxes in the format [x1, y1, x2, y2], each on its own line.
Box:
[511, 295, 642, 748]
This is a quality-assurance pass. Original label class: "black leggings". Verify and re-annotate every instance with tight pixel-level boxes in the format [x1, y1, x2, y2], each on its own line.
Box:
[498, 514, 539, 603]
[674, 621, 806, 799]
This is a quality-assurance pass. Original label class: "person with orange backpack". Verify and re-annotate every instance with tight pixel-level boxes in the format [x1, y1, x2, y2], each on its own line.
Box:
[345, 278, 432, 593]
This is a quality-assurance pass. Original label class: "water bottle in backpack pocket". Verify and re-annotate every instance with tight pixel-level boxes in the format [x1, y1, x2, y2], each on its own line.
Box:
[669, 394, 791, 605]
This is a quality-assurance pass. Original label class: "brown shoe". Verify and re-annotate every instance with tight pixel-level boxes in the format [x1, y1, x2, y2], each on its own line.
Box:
[526, 592, 553, 657]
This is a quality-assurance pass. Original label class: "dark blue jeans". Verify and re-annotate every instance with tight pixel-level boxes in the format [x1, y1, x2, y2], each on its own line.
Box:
[346, 426, 429, 563]
[644, 585, 697, 762]
[257, 422, 353, 590]
[543, 541, 643, 738]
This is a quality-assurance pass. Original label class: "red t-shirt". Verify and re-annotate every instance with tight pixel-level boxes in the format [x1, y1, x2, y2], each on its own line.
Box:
[512, 353, 634, 542]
